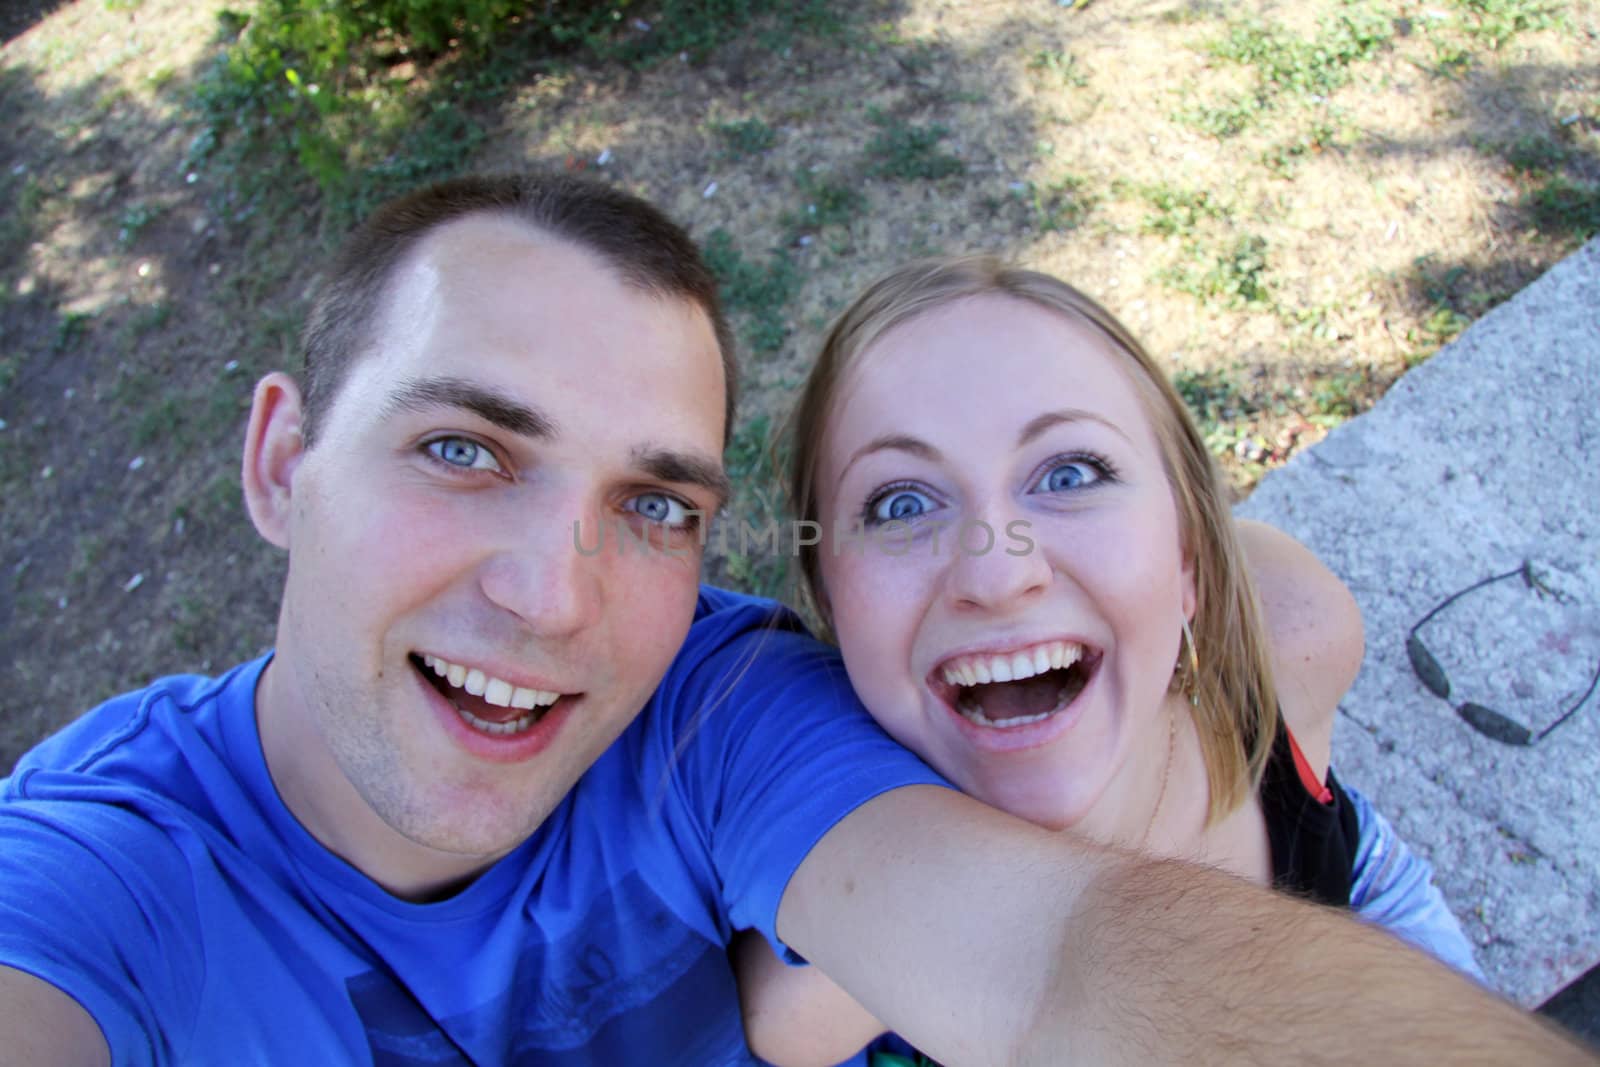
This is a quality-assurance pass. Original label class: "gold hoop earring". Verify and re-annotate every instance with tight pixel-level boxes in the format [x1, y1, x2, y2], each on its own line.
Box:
[1178, 616, 1200, 707]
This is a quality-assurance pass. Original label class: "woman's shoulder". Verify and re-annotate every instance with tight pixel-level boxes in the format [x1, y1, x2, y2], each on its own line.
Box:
[1234, 520, 1364, 783]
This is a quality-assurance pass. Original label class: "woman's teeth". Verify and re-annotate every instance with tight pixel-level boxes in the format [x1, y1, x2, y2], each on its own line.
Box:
[940, 641, 1083, 687]
[954, 697, 1065, 729]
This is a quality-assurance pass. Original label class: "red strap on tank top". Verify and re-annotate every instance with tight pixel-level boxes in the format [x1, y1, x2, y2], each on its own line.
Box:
[1286, 728, 1334, 805]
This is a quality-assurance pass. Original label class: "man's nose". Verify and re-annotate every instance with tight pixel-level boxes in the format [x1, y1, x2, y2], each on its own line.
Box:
[478, 499, 604, 638]
[940, 509, 1052, 614]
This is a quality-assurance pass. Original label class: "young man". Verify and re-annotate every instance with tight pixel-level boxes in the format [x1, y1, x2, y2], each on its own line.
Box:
[0, 174, 1588, 1066]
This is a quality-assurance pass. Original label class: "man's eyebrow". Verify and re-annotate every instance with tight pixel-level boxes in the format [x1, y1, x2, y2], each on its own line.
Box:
[632, 446, 732, 509]
[1017, 409, 1135, 448]
[382, 376, 556, 439]
[838, 433, 942, 486]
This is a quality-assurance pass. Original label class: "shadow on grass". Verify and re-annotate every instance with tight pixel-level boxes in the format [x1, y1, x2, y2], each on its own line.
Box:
[1360, 58, 1599, 309]
[1339, 57, 1600, 364]
[0, 49, 294, 770]
[0, 0, 71, 46]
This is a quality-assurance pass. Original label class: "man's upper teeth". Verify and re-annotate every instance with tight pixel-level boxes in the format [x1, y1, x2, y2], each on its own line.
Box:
[422, 655, 560, 709]
[941, 641, 1083, 687]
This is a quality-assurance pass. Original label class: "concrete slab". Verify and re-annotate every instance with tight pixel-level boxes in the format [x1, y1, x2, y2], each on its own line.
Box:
[1236, 237, 1600, 1007]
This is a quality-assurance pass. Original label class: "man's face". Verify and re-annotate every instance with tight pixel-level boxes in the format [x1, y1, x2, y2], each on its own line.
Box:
[258, 215, 727, 888]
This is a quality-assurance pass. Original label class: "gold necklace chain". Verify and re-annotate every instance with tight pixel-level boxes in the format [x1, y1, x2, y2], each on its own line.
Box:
[1139, 707, 1178, 852]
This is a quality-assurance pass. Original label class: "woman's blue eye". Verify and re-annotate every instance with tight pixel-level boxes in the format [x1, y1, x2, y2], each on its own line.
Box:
[1037, 459, 1102, 493]
[870, 488, 935, 525]
[427, 437, 502, 472]
[627, 491, 692, 528]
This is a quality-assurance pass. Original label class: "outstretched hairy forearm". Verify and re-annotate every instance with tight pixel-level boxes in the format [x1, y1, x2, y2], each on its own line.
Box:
[1025, 853, 1593, 1066]
[782, 788, 1591, 1066]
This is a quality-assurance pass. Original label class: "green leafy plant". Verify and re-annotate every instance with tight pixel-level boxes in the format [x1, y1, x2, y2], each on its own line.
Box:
[1413, 305, 1471, 351]
[1209, 10, 1392, 97]
[1426, 40, 1474, 78]
[1406, 256, 1478, 357]
[1451, 0, 1562, 49]
[1017, 176, 1094, 233]
[117, 203, 161, 249]
[865, 112, 964, 181]
[1178, 7, 1393, 138]
[1260, 119, 1343, 178]
[702, 230, 800, 357]
[1159, 1, 1224, 25]
[1028, 49, 1089, 87]
[1161, 236, 1271, 309]
[52, 311, 94, 353]
[1523, 177, 1600, 241]
[716, 414, 790, 600]
[1171, 365, 1270, 458]
[1174, 96, 1261, 139]
[188, 0, 850, 227]
[1174, 366, 1253, 428]
[121, 301, 173, 343]
[711, 117, 778, 159]
[0, 175, 46, 263]
[1501, 133, 1567, 175]
[1137, 182, 1225, 236]
[783, 172, 866, 240]
[134, 394, 188, 447]
[1307, 370, 1367, 420]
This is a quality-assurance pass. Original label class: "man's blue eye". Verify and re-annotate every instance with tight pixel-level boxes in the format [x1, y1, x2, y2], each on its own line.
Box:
[426, 437, 501, 472]
[627, 492, 691, 528]
[870, 489, 934, 524]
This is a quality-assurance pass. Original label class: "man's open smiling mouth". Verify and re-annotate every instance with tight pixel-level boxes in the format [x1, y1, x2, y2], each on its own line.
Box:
[409, 653, 569, 737]
[933, 640, 1099, 729]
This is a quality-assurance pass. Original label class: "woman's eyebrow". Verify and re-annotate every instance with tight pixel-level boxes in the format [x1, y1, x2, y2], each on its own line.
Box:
[381, 375, 555, 439]
[838, 433, 942, 485]
[1017, 409, 1135, 448]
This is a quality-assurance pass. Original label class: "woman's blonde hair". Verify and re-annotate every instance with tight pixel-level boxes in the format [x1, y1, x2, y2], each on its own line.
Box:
[785, 255, 1278, 823]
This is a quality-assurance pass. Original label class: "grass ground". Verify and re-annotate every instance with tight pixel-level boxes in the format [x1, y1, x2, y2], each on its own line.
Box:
[1, 0, 1597, 767]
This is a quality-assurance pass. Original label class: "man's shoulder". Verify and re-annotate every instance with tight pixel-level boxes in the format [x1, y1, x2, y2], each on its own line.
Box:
[5, 656, 268, 801]
[688, 584, 804, 637]
[0, 656, 276, 953]
[590, 585, 861, 786]
[0, 659, 273, 962]
[665, 585, 850, 703]
[682, 584, 837, 663]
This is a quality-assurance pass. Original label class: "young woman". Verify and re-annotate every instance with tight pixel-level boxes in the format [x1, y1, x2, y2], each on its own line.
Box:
[736, 257, 1481, 1067]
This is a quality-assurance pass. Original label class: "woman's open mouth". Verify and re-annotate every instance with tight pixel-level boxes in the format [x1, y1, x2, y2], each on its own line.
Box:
[934, 640, 1098, 729]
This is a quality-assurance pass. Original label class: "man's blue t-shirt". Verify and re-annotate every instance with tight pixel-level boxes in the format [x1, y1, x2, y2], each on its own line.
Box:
[0, 587, 946, 1065]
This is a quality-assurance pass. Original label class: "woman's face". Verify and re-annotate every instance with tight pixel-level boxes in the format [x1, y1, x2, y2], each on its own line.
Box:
[816, 294, 1196, 830]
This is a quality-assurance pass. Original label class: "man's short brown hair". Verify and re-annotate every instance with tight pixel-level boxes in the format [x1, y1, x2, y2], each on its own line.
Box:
[299, 172, 738, 445]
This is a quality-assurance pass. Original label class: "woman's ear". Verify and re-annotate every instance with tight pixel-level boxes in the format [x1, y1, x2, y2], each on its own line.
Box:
[804, 570, 836, 642]
[811, 564, 834, 624]
[241, 373, 307, 550]
[1180, 546, 1198, 622]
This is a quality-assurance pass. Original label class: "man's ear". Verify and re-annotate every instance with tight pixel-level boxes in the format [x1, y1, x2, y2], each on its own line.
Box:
[242, 373, 308, 550]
